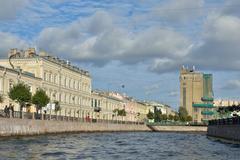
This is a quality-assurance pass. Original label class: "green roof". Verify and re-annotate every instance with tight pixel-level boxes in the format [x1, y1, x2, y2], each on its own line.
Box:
[193, 103, 214, 108]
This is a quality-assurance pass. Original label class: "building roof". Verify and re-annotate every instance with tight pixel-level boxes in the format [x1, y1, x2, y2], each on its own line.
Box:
[0, 65, 42, 80]
[6, 48, 90, 77]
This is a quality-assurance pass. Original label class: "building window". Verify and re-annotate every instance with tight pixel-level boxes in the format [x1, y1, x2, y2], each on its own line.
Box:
[49, 73, 51, 82]
[44, 72, 47, 81]
[194, 108, 198, 112]
[183, 87, 186, 108]
[69, 79, 71, 88]
[64, 77, 66, 87]
[54, 74, 57, 84]
[9, 80, 14, 91]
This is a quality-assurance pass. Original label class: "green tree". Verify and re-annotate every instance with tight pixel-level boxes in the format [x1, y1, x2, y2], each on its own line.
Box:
[178, 106, 188, 122]
[168, 114, 174, 120]
[0, 94, 3, 103]
[186, 115, 193, 122]
[174, 115, 179, 121]
[118, 109, 126, 116]
[54, 100, 61, 113]
[154, 109, 162, 122]
[8, 82, 32, 118]
[147, 110, 154, 119]
[160, 114, 168, 121]
[32, 89, 50, 115]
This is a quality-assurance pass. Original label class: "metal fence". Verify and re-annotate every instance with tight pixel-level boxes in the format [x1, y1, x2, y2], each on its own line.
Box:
[0, 109, 144, 125]
[209, 117, 240, 126]
[146, 120, 208, 126]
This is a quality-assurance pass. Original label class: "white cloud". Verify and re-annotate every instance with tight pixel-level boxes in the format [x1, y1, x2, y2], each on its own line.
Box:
[221, 0, 240, 16]
[37, 10, 191, 68]
[188, 15, 240, 71]
[144, 83, 161, 95]
[0, 32, 28, 57]
[222, 80, 240, 90]
[150, 0, 204, 24]
[0, 0, 29, 20]
[168, 91, 178, 97]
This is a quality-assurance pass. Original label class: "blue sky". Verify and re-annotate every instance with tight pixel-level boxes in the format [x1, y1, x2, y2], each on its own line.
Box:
[1, 0, 240, 110]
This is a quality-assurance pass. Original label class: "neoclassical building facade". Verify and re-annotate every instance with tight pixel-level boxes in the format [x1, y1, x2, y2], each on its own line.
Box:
[0, 48, 92, 118]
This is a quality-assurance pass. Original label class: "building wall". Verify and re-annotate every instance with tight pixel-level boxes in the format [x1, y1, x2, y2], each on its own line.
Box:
[0, 49, 92, 118]
[180, 67, 214, 123]
[0, 66, 41, 112]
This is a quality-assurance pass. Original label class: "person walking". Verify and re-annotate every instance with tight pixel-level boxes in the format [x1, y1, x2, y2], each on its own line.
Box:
[10, 104, 14, 118]
[4, 105, 8, 117]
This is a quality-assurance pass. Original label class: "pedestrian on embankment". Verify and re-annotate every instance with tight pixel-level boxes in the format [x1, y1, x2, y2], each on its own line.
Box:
[9, 103, 14, 118]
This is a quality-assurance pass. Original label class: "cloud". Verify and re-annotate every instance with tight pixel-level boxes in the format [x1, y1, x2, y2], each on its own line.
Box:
[221, 0, 240, 17]
[2, 0, 240, 75]
[152, 13, 240, 73]
[37, 10, 191, 68]
[144, 0, 204, 24]
[144, 83, 161, 95]
[0, 32, 28, 57]
[168, 91, 178, 97]
[188, 15, 240, 71]
[221, 80, 240, 90]
[0, 0, 29, 20]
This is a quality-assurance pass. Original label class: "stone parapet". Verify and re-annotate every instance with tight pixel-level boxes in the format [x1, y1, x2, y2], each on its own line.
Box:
[0, 118, 150, 136]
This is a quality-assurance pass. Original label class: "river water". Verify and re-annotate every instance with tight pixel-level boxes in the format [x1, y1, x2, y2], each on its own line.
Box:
[0, 132, 239, 160]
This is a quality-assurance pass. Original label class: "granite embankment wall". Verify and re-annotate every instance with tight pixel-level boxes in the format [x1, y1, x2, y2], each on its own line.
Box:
[149, 125, 207, 132]
[0, 118, 150, 136]
[207, 125, 240, 141]
[0, 118, 208, 137]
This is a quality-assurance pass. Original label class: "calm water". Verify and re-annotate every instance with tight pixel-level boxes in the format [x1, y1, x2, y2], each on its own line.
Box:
[0, 132, 239, 160]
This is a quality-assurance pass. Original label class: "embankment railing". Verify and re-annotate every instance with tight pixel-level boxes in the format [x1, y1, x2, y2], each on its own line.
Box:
[209, 117, 240, 126]
[0, 109, 144, 125]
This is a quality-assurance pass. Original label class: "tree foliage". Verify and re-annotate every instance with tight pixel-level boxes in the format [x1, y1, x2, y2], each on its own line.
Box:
[186, 115, 193, 122]
[32, 89, 50, 112]
[54, 100, 61, 112]
[9, 82, 31, 107]
[0, 94, 3, 103]
[113, 108, 126, 116]
[147, 110, 154, 119]
[174, 115, 180, 121]
[178, 106, 188, 122]
[160, 114, 168, 120]
[168, 114, 174, 120]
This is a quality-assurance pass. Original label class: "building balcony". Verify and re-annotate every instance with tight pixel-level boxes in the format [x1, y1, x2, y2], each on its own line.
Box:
[192, 103, 214, 108]
[201, 97, 214, 102]
[94, 107, 101, 112]
[201, 110, 214, 115]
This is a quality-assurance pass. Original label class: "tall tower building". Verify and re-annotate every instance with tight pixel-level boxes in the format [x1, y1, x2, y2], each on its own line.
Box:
[180, 66, 214, 123]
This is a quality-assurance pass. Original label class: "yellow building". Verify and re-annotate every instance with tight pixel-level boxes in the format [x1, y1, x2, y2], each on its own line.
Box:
[91, 90, 149, 122]
[0, 48, 92, 118]
[91, 90, 123, 121]
[0, 65, 41, 112]
[180, 66, 214, 123]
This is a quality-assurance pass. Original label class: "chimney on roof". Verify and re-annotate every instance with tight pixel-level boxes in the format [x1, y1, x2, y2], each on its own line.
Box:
[25, 48, 36, 57]
[8, 48, 17, 58]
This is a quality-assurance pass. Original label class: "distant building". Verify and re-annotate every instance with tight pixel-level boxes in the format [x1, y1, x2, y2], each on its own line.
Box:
[141, 101, 176, 116]
[180, 66, 214, 123]
[91, 90, 149, 122]
[214, 100, 240, 107]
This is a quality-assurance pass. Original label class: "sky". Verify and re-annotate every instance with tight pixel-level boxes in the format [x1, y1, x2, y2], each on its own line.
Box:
[1, 0, 240, 110]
